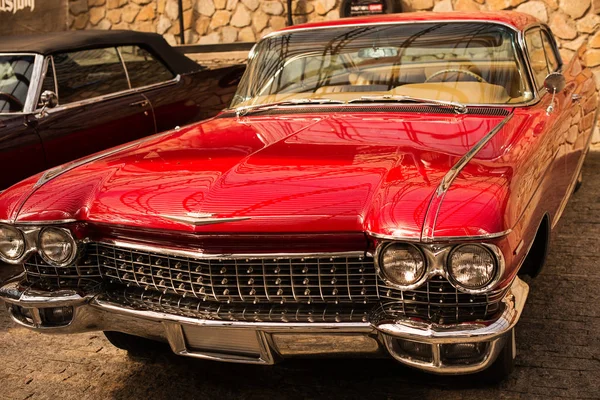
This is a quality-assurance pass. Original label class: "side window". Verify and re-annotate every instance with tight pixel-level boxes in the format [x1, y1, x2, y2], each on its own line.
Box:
[541, 31, 559, 73]
[118, 46, 175, 88]
[525, 30, 547, 89]
[52, 47, 130, 105]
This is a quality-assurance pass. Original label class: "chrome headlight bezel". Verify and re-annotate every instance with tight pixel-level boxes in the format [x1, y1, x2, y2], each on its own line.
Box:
[374, 240, 505, 294]
[37, 227, 78, 267]
[445, 244, 503, 294]
[375, 242, 428, 290]
[0, 223, 26, 263]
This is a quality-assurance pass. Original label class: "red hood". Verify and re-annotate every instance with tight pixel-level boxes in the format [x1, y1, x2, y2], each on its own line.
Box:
[3, 112, 514, 239]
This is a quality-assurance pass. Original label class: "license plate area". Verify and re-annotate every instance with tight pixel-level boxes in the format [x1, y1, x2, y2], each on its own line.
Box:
[163, 322, 275, 364]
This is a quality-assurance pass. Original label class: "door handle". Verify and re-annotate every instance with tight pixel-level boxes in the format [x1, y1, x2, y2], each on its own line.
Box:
[571, 93, 582, 102]
[130, 100, 149, 107]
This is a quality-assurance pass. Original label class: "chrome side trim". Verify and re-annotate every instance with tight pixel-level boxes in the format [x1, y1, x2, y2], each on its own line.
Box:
[103, 239, 366, 260]
[420, 113, 513, 243]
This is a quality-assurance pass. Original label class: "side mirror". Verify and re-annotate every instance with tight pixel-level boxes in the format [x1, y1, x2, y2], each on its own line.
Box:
[37, 90, 58, 118]
[40, 90, 58, 109]
[543, 72, 565, 114]
[543, 72, 566, 94]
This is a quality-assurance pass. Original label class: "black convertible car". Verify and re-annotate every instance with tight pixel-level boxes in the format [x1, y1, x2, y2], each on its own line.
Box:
[0, 30, 245, 190]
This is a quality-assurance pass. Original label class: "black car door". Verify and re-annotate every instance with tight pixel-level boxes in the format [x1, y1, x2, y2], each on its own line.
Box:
[35, 47, 155, 168]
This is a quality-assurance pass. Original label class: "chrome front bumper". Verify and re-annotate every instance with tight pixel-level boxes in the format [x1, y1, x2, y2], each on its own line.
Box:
[0, 276, 528, 375]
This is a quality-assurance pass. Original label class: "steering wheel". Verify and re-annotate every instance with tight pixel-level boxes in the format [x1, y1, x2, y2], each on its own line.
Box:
[425, 69, 488, 84]
[0, 92, 24, 111]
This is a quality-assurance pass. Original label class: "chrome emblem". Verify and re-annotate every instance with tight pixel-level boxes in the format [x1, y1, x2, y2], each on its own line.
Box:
[161, 212, 250, 226]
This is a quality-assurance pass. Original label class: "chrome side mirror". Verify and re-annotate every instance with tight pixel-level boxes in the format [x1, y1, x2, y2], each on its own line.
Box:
[40, 90, 58, 109]
[544, 72, 565, 114]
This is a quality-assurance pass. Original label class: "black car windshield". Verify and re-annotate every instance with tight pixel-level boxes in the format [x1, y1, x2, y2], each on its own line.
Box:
[231, 22, 533, 108]
[0, 55, 35, 113]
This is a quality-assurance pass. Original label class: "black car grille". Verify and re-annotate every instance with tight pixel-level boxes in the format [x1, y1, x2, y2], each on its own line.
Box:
[22, 242, 506, 323]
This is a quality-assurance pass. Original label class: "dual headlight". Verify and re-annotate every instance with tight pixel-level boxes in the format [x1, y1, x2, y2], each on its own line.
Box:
[0, 224, 77, 266]
[377, 242, 500, 292]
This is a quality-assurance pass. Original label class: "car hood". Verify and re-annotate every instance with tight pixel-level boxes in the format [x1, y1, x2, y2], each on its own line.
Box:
[4, 111, 514, 239]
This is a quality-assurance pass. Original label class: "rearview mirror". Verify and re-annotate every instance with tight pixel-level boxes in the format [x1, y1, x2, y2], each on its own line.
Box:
[358, 47, 399, 59]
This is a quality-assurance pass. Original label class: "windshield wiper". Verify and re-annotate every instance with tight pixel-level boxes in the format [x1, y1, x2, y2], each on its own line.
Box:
[235, 98, 344, 116]
[347, 95, 468, 114]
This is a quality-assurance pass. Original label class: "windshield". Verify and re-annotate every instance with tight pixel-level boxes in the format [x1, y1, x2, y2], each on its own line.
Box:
[0, 55, 35, 113]
[231, 23, 532, 108]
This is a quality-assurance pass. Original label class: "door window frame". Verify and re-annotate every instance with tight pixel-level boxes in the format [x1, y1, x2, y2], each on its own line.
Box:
[523, 25, 562, 94]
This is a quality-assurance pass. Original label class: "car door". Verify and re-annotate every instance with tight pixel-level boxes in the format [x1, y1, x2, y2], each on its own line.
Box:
[524, 28, 571, 212]
[118, 45, 243, 132]
[35, 47, 155, 168]
[0, 54, 45, 190]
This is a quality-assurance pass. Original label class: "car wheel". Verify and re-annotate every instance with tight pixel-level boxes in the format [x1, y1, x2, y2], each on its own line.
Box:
[480, 328, 516, 383]
[103, 331, 163, 357]
[574, 170, 583, 193]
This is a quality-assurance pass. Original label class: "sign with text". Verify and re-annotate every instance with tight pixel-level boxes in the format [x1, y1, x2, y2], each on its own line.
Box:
[0, 0, 67, 36]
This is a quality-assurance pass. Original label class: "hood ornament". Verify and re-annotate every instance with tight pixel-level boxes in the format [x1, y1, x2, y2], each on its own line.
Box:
[161, 212, 250, 226]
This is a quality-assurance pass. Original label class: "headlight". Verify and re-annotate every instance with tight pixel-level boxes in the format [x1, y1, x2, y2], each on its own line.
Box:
[447, 244, 497, 290]
[38, 227, 77, 266]
[0, 224, 26, 262]
[378, 243, 426, 288]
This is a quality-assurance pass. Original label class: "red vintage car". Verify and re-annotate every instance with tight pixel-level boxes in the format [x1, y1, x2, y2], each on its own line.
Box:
[0, 12, 597, 379]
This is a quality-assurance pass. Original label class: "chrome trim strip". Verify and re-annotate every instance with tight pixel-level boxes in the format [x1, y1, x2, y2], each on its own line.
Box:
[104, 239, 367, 260]
[24, 54, 45, 113]
[367, 229, 512, 242]
[11, 219, 77, 226]
[116, 47, 132, 90]
[420, 113, 513, 243]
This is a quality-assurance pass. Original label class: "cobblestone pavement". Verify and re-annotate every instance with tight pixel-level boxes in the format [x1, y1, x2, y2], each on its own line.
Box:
[1, 152, 599, 400]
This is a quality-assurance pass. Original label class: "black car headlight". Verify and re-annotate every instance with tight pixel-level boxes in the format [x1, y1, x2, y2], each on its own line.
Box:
[447, 244, 497, 290]
[38, 227, 77, 266]
[0, 224, 26, 262]
[378, 243, 426, 289]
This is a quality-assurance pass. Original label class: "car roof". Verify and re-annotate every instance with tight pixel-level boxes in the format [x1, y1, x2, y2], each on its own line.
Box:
[275, 11, 539, 34]
[1, 30, 202, 75]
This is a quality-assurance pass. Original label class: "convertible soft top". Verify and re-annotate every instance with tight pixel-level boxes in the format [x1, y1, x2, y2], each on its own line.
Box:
[1, 30, 202, 75]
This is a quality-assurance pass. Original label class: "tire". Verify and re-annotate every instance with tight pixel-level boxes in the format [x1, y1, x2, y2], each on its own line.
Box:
[103, 331, 163, 357]
[480, 329, 516, 383]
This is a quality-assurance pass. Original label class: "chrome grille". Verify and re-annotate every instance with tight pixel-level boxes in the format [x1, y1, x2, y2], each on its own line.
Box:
[22, 242, 506, 323]
[92, 243, 378, 304]
[380, 275, 505, 324]
[100, 285, 374, 323]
